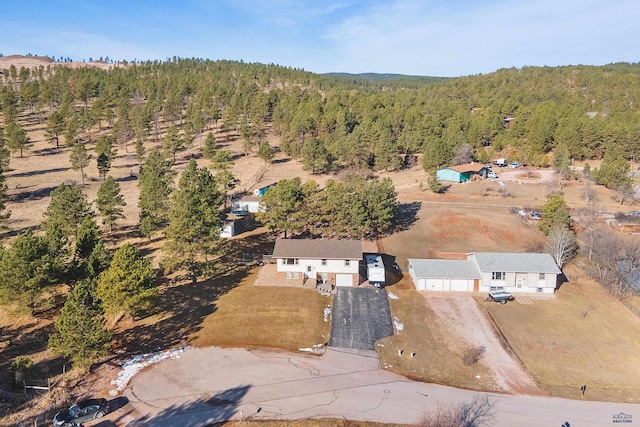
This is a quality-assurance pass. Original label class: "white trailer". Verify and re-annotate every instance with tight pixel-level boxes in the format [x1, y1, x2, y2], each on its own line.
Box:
[366, 254, 386, 287]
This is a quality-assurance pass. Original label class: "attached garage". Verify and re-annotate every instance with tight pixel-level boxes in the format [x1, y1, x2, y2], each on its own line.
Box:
[424, 278, 444, 291]
[336, 273, 354, 287]
[450, 279, 474, 292]
[408, 259, 481, 292]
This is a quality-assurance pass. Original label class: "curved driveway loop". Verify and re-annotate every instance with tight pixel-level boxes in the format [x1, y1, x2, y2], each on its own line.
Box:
[329, 287, 394, 350]
[124, 346, 640, 426]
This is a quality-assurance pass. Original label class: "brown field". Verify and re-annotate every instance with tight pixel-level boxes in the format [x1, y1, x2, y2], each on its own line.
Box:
[381, 203, 546, 266]
[482, 267, 640, 403]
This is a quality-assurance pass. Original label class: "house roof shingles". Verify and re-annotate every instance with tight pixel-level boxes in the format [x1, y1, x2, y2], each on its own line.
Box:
[471, 252, 561, 274]
[409, 259, 481, 279]
[272, 239, 362, 260]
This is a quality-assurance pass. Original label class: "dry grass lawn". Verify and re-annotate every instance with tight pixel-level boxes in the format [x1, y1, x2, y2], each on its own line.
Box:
[376, 287, 497, 392]
[192, 268, 332, 352]
[381, 203, 546, 266]
[483, 270, 640, 403]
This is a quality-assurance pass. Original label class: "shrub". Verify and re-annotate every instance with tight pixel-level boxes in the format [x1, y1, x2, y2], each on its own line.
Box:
[462, 346, 486, 366]
[10, 356, 33, 373]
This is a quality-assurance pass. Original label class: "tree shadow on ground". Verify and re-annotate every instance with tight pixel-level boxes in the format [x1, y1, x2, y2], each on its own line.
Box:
[271, 157, 290, 164]
[8, 167, 69, 179]
[0, 320, 68, 415]
[390, 201, 421, 233]
[114, 267, 249, 355]
[8, 185, 57, 203]
[0, 223, 43, 240]
[128, 385, 250, 427]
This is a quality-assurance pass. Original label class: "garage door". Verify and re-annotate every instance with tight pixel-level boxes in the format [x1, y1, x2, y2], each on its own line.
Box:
[335, 274, 353, 287]
[450, 279, 472, 292]
[425, 279, 444, 291]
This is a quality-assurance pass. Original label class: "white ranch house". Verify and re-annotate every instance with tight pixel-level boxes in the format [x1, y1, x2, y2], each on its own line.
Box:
[272, 239, 362, 287]
[408, 252, 561, 294]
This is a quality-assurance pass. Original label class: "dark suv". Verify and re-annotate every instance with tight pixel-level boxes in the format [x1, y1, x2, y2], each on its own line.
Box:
[53, 398, 109, 427]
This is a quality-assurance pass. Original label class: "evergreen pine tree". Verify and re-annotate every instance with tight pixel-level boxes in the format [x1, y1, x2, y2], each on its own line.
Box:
[163, 160, 223, 282]
[49, 279, 112, 367]
[95, 176, 126, 232]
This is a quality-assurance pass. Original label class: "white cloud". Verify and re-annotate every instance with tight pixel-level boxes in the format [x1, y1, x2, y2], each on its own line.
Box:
[316, 0, 640, 76]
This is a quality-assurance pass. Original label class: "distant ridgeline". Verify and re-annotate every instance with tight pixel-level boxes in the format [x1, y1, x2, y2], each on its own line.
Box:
[2, 57, 640, 170]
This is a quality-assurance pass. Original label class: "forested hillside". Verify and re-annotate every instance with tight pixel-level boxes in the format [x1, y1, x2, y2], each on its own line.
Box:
[2, 59, 640, 180]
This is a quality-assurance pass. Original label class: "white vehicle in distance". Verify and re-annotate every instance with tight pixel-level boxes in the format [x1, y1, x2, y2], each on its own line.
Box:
[487, 171, 498, 179]
[509, 162, 520, 168]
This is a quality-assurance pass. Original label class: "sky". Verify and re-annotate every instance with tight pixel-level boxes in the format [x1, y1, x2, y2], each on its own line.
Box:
[1, 0, 639, 77]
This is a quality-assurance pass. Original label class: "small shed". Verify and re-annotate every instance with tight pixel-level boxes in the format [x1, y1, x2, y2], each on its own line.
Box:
[436, 163, 487, 183]
[220, 214, 236, 238]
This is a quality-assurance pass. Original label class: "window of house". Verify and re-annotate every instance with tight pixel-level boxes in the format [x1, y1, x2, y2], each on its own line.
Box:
[321, 259, 327, 266]
[536, 287, 543, 293]
[344, 260, 350, 267]
[307, 266, 312, 272]
[491, 272, 505, 280]
[284, 258, 298, 265]
[539, 273, 545, 280]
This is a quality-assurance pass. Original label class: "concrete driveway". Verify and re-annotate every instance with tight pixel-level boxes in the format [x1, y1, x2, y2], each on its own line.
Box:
[122, 346, 640, 426]
[329, 287, 394, 350]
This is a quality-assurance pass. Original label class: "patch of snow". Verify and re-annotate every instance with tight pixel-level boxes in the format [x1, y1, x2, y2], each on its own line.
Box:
[387, 291, 399, 300]
[109, 347, 189, 396]
[299, 343, 325, 353]
[323, 306, 331, 322]
[393, 316, 404, 332]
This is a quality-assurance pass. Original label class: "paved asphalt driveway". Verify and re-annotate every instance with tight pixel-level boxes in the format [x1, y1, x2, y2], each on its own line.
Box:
[121, 347, 640, 426]
[329, 287, 394, 350]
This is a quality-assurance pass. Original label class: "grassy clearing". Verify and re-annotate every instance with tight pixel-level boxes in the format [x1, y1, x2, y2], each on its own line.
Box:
[376, 286, 496, 392]
[382, 204, 545, 266]
[192, 268, 332, 352]
[483, 273, 640, 402]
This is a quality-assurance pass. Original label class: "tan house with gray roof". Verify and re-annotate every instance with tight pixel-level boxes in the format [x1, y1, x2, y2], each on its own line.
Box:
[272, 239, 362, 287]
[408, 252, 561, 294]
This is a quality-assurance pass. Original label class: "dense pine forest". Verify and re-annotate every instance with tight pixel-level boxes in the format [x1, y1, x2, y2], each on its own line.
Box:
[2, 58, 640, 176]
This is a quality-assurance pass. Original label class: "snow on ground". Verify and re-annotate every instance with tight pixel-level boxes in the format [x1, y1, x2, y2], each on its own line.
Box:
[323, 306, 331, 322]
[387, 291, 399, 300]
[109, 347, 189, 396]
[393, 316, 404, 332]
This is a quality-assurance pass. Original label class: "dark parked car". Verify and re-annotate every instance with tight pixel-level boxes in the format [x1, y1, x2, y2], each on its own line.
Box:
[486, 290, 514, 304]
[53, 398, 109, 427]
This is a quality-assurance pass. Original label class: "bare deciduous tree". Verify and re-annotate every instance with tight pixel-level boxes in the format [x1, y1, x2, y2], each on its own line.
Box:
[452, 143, 474, 166]
[575, 202, 602, 261]
[591, 230, 640, 299]
[582, 179, 597, 204]
[419, 394, 495, 427]
[546, 224, 578, 268]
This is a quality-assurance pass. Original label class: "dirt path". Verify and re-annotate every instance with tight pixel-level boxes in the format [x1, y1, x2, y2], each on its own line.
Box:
[425, 296, 544, 395]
